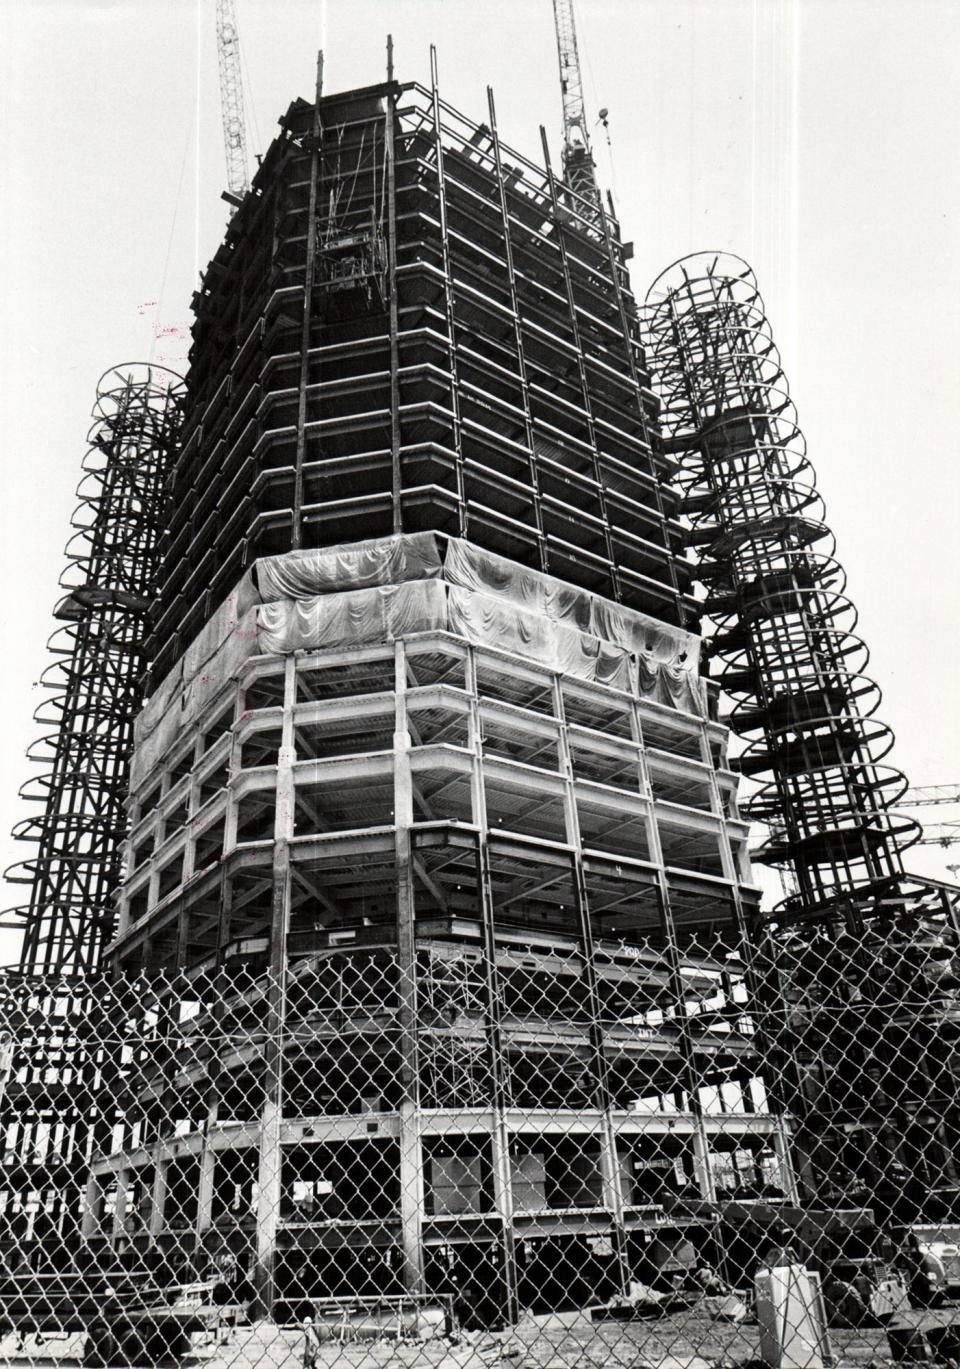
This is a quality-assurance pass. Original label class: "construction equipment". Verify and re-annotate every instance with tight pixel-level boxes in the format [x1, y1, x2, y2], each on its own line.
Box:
[914, 824, 960, 848]
[897, 785, 960, 847]
[0, 1263, 227, 1364]
[550, 0, 601, 207]
[215, 0, 250, 201]
[900, 785, 960, 808]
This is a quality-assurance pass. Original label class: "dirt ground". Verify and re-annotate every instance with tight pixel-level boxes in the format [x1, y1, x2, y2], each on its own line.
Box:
[0, 1308, 899, 1369]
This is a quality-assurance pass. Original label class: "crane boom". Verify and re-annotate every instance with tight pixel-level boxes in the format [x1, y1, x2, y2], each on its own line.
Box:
[898, 785, 960, 808]
[551, 0, 600, 207]
[216, 0, 250, 198]
[890, 784, 960, 844]
[914, 821, 960, 847]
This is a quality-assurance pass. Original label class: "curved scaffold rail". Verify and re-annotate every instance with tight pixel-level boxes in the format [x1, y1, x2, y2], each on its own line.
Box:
[643, 253, 918, 911]
[5, 364, 184, 974]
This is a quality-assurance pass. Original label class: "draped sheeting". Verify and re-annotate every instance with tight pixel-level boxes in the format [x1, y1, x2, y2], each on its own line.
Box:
[132, 533, 704, 787]
[257, 580, 449, 653]
[255, 532, 442, 602]
[443, 541, 699, 700]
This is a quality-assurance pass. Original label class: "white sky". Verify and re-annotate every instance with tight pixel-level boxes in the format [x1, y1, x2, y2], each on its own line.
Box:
[0, 0, 958, 963]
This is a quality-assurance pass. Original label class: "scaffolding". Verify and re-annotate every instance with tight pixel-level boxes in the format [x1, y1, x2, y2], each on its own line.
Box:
[643, 254, 919, 912]
[5, 365, 183, 975]
[642, 251, 960, 1240]
[75, 63, 773, 1321]
[149, 68, 693, 690]
[0, 63, 960, 1369]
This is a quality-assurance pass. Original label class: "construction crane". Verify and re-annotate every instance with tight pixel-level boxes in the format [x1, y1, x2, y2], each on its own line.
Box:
[896, 784, 960, 847]
[551, 0, 601, 208]
[900, 785, 960, 808]
[916, 824, 960, 848]
[216, 0, 250, 202]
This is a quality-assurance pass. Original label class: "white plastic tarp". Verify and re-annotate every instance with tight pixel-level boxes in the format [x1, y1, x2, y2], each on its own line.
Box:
[181, 605, 261, 719]
[444, 538, 698, 662]
[256, 579, 448, 654]
[443, 540, 702, 712]
[182, 570, 258, 682]
[130, 603, 261, 792]
[132, 531, 707, 786]
[255, 532, 442, 602]
[445, 585, 631, 693]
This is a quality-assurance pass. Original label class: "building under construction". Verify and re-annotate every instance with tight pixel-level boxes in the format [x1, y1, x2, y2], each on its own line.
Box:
[3, 22, 960, 1353]
[75, 67, 775, 1321]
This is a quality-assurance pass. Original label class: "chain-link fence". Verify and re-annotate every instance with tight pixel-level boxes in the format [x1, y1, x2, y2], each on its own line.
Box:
[2, 914, 960, 1369]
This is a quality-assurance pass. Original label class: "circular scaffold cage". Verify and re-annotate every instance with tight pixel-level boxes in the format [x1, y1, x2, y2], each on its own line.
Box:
[5, 364, 185, 975]
[643, 253, 919, 913]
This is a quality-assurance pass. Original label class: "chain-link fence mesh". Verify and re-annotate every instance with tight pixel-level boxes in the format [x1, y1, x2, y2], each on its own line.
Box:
[1, 913, 960, 1369]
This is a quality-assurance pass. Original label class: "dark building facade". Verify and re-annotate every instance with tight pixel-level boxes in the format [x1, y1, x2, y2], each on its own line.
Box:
[149, 77, 693, 686]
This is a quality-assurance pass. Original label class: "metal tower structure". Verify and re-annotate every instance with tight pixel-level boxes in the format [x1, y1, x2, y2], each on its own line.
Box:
[216, 0, 250, 200]
[93, 65, 766, 1321]
[642, 253, 960, 1228]
[642, 254, 919, 914]
[901, 785, 960, 808]
[5, 365, 183, 974]
[551, 0, 601, 209]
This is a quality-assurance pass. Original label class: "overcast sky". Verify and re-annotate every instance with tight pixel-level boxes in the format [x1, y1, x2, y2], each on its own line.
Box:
[1, 0, 958, 964]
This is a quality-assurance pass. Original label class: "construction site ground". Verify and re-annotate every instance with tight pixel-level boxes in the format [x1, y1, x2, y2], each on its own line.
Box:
[0, 1310, 902, 1369]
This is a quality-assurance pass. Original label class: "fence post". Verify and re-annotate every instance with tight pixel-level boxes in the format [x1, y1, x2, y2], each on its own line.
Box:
[395, 641, 426, 1294]
[253, 655, 297, 1318]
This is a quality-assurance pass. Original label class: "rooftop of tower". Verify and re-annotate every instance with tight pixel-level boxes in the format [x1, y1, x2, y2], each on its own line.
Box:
[147, 72, 696, 690]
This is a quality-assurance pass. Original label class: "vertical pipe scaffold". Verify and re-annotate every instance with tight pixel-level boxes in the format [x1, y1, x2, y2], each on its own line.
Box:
[642, 254, 918, 913]
[5, 365, 184, 974]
